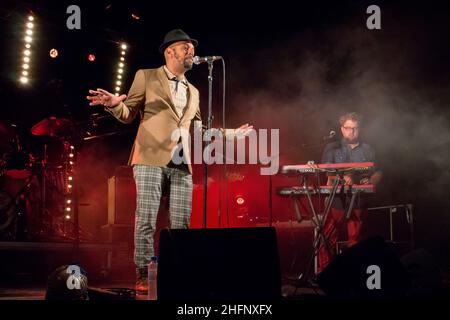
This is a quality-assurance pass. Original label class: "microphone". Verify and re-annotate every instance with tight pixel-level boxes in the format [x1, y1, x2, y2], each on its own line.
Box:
[322, 130, 336, 141]
[193, 56, 223, 65]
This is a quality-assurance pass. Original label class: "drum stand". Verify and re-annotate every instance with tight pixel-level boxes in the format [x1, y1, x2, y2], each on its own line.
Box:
[30, 142, 59, 240]
[2, 167, 41, 240]
[40, 144, 50, 237]
[35, 142, 69, 240]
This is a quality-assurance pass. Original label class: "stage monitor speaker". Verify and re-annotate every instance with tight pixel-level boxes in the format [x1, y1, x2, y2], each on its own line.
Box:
[317, 236, 411, 298]
[400, 248, 442, 297]
[157, 227, 281, 301]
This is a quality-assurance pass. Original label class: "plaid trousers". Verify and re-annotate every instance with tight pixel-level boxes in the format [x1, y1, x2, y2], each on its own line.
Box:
[133, 165, 193, 271]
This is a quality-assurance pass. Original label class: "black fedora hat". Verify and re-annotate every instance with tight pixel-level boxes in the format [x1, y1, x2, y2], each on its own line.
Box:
[159, 29, 198, 54]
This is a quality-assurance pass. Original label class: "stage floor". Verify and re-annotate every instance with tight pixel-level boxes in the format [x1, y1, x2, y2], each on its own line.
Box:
[0, 282, 323, 300]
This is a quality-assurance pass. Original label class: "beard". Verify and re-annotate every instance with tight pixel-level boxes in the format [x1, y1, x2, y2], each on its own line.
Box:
[344, 136, 359, 144]
[174, 51, 193, 71]
[183, 59, 193, 70]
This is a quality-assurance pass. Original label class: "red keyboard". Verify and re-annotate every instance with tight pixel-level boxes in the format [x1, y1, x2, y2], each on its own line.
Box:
[280, 162, 375, 174]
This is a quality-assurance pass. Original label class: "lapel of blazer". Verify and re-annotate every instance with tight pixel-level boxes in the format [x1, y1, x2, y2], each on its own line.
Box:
[156, 66, 180, 121]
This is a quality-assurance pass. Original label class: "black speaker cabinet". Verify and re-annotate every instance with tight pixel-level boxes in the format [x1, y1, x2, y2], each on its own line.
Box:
[317, 236, 410, 298]
[157, 227, 281, 301]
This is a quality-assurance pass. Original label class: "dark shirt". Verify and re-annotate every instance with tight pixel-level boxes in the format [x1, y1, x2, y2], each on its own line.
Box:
[322, 139, 375, 163]
[321, 139, 377, 209]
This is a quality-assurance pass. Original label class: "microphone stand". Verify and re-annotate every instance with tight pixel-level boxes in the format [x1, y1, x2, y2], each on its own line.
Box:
[203, 61, 214, 228]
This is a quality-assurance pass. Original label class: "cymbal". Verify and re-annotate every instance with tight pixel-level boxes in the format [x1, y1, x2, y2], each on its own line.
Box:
[31, 116, 72, 137]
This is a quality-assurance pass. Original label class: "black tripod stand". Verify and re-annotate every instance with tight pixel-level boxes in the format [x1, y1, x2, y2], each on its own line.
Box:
[296, 170, 344, 284]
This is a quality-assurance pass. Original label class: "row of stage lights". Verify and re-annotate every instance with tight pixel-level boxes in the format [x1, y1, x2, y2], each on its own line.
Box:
[65, 145, 75, 220]
[19, 15, 34, 84]
[114, 44, 127, 96]
[18, 14, 129, 95]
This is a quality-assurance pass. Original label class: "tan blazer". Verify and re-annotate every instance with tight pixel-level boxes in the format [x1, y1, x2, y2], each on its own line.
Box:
[106, 66, 201, 173]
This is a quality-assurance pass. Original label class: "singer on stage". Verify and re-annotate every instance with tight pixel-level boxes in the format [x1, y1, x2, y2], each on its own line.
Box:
[86, 29, 251, 294]
[318, 112, 382, 273]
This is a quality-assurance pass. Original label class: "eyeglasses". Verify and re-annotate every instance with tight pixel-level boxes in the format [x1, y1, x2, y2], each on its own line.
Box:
[342, 126, 359, 132]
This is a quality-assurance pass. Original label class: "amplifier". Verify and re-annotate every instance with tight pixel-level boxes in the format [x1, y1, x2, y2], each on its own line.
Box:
[107, 175, 136, 225]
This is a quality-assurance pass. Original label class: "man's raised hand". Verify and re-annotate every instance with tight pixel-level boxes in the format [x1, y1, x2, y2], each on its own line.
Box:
[234, 123, 254, 139]
[86, 88, 126, 108]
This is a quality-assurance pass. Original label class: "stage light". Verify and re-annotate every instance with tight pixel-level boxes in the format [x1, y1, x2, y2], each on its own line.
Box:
[22, 64, 29, 69]
[118, 68, 123, 74]
[23, 57, 30, 63]
[121, 43, 127, 50]
[120, 57, 124, 61]
[65, 215, 71, 220]
[25, 36, 32, 43]
[22, 71, 28, 76]
[66, 207, 71, 212]
[88, 54, 96, 62]
[121, 50, 126, 55]
[69, 161, 74, 165]
[28, 16, 34, 21]
[117, 75, 122, 79]
[115, 86, 120, 91]
[24, 49, 31, 56]
[116, 81, 121, 85]
[115, 93, 119, 96]
[131, 13, 140, 20]
[50, 49, 58, 58]
[20, 77, 28, 84]
[119, 62, 124, 67]
[67, 199, 72, 204]
[68, 176, 73, 181]
[25, 43, 30, 49]
[236, 196, 245, 205]
[26, 29, 33, 36]
[69, 153, 74, 158]
[45, 265, 88, 301]
[27, 22, 33, 29]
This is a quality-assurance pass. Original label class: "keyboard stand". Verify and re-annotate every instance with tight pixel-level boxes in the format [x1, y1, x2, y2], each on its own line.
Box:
[295, 170, 343, 284]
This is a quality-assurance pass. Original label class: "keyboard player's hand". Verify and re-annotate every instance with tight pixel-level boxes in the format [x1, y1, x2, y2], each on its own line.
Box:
[307, 163, 319, 170]
[360, 177, 370, 184]
[343, 174, 354, 185]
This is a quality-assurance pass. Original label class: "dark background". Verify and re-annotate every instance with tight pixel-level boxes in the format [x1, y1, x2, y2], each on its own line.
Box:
[0, 0, 449, 271]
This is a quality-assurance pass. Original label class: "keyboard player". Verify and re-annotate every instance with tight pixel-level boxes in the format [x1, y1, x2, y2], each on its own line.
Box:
[318, 112, 383, 273]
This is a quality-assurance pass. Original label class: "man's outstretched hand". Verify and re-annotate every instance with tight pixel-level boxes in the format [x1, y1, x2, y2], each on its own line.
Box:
[86, 88, 126, 108]
[234, 123, 254, 139]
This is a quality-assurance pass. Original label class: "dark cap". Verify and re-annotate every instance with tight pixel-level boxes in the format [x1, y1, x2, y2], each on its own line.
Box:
[159, 29, 198, 54]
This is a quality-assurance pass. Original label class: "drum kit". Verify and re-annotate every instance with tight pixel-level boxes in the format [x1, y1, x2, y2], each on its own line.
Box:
[0, 117, 74, 240]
